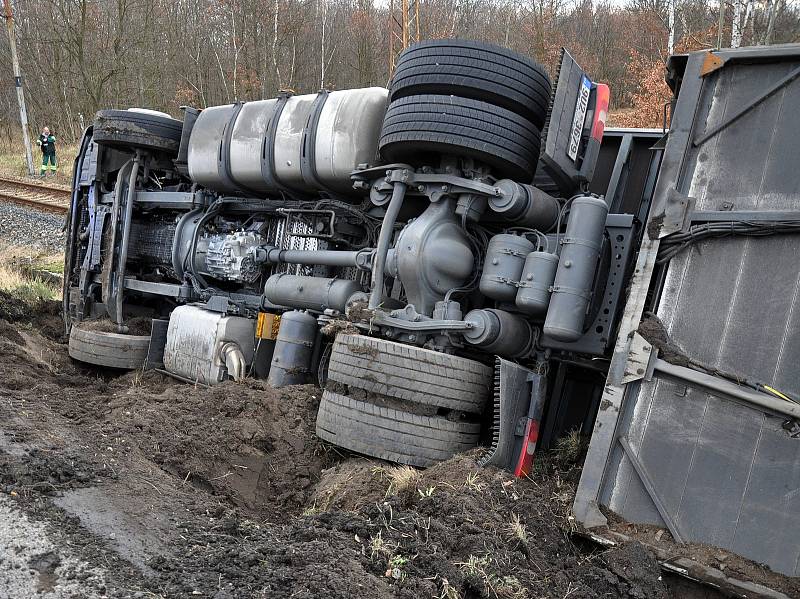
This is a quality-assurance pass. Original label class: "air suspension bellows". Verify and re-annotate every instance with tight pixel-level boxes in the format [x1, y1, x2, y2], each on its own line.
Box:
[463, 308, 534, 358]
[490, 180, 560, 231]
[543, 196, 608, 342]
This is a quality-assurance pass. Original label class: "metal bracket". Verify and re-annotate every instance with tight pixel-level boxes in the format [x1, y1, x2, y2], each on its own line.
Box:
[655, 188, 696, 237]
[617, 332, 655, 385]
[300, 90, 330, 191]
[699, 51, 726, 77]
[688, 209, 800, 224]
[693, 64, 800, 147]
[371, 309, 472, 332]
[652, 359, 800, 420]
[360, 165, 502, 205]
[618, 436, 687, 543]
[386, 170, 501, 198]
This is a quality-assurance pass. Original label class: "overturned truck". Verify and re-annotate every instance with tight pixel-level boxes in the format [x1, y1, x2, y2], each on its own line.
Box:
[65, 40, 630, 472]
[64, 39, 800, 583]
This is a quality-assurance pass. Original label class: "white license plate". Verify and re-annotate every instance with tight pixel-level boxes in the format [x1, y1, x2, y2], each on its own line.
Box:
[568, 76, 592, 161]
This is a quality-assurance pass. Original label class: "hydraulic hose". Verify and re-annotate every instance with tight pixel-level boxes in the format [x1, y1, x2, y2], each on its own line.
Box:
[369, 181, 406, 309]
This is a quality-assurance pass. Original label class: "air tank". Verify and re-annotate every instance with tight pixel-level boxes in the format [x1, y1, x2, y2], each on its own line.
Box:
[187, 88, 388, 196]
[543, 196, 609, 342]
[267, 310, 318, 387]
[515, 251, 559, 315]
[479, 234, 535, 302]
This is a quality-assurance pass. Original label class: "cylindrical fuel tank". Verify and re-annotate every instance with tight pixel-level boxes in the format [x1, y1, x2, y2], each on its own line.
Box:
[267, 310, 318, 387]
[264, 274, 362, 313]
[543, 196, 609, 342]
[479, 234, 535, 302]
[187, 88, 388, 196]
[463, 308, 534, 358]
[187, 104, 240, 194]
[515, 251, 559, 315]
[229, 98, 278, 193]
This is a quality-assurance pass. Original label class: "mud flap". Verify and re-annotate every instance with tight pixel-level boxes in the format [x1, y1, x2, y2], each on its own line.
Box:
[145, 318, 170, 370]
[478, 358, 548, 476]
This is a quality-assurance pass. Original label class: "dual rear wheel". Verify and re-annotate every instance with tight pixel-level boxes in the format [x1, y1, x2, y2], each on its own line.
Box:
[316, 334, 493, 467]
[379, 40, 552, 181]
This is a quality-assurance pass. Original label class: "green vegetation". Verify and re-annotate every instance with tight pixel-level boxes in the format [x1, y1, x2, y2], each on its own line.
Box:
[0, 244, 63, 306]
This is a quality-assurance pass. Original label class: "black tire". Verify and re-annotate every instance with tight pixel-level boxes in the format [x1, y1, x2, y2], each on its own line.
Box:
[93, 109, 183, 154]
[390, 39, 551, 129]
[379, 95, 541, 181]
[315, 390, 480, 467]
[68, 325, 150, 370]
[327, 334, 492, 414]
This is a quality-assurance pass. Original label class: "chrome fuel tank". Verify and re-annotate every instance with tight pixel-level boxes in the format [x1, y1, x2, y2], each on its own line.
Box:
[187, 87, 388, 197]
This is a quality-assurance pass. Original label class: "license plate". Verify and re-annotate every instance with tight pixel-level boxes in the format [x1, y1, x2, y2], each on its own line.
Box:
[568, 75, 592, 161]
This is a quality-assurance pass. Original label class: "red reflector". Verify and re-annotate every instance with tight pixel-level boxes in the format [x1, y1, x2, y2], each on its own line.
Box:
[513, 420, 540, 478]
[591, 83, 610, 142]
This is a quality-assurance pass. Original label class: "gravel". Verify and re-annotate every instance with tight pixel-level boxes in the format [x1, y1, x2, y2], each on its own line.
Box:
[0, 496, 109, 598]
[0, 202, 68, 253]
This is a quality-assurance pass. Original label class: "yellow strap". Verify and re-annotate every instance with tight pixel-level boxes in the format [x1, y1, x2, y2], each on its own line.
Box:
[763, 385, 792, 402]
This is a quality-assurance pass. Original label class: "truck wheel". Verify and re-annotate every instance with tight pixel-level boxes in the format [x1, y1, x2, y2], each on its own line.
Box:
[68, 325, 150, 370]
[379, 95, 541, 181]
[315, 390, 480, 467]
[93, 109, 183, 154]
[327, 333, 492, 414]
[390, 39, 552, 129]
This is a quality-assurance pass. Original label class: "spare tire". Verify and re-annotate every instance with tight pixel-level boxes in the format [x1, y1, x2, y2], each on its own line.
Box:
[93, 109, 183, 154]
[390, 39, 552, 129]
[379, 94, 541, 181]
[316, 390, 480, 467]
[69, 325, 150, 370]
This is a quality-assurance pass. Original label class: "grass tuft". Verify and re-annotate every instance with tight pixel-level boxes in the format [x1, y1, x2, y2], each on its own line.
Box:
[0, 244, 62, 307]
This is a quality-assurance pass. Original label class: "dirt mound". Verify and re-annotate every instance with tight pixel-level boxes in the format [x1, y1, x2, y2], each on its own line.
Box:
[98, 379, 331, 518]
[0, 448, 107, 498]
[0, 289, 30, 322]
[144, 452, 671, 598]
[0, 312, 790, 598]
[76, 316, 152, 336]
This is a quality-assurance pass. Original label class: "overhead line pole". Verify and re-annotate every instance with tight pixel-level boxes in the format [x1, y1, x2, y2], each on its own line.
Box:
[388, 0, 420, 74]
[3, 0, 35, 176]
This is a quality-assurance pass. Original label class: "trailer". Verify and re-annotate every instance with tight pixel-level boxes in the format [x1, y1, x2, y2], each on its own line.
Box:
[574, 44, 800, 582]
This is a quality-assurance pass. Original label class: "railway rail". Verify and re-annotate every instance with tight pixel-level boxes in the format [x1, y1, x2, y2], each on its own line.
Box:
[0, 176, 70, 214]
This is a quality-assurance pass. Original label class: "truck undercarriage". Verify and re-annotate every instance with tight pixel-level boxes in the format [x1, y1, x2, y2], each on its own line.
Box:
[61, 39, 800, 586]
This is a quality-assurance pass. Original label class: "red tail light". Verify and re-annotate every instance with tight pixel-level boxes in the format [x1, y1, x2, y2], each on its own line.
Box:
[591, 83, 610, 141]
[513, 419, 540, 477]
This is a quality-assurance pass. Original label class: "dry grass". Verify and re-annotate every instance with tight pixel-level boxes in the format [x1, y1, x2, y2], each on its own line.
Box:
[507, 513, 528, 544]
[0, 243, 63, 303]
[0, 141, 78, 187]
[553, 429, 585, 467]
[457, 554, 528, 599]
[371, 464, 422, 497]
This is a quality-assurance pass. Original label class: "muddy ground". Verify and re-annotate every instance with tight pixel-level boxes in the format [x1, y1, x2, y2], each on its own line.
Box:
[0, 292, 796, 598]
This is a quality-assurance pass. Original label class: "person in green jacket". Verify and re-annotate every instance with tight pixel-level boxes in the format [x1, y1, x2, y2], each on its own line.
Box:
[36, 127, 57, 177]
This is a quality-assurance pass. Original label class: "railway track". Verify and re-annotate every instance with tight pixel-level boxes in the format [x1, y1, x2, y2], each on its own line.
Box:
[0, 175, 70, 214]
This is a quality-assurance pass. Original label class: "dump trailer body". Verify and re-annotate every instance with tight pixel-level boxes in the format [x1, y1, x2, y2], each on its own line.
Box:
[575, 44, 800, 576]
